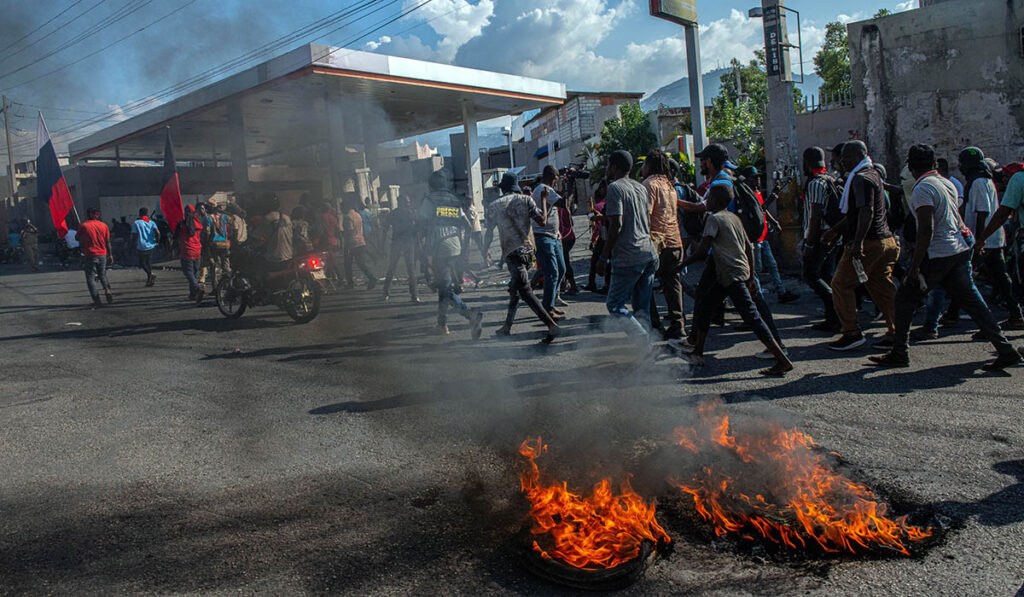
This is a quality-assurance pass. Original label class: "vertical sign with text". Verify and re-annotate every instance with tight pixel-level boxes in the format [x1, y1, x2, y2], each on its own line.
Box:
[763, 4, 781, 77]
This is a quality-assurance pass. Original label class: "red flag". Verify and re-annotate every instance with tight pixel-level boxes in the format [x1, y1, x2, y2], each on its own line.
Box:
[160, 127, 184, 234]
[36, 114, 75, 238]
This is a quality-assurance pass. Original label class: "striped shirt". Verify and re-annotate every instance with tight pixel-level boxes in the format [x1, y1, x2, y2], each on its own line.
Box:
[804, 176, 832, 239]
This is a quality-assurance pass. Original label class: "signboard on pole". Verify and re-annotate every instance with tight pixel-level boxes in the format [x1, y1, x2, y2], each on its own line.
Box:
[649, 0, 697, 26]
[763, 5, 782, 76]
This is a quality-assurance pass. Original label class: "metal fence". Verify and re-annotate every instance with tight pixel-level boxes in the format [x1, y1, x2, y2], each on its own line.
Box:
[799, 89, 854, 113]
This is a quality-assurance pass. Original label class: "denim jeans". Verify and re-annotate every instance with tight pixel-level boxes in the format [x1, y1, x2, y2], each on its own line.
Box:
[84, 256, 110, 300]
[893, 250, 1014, 357]
[435, 254, 471, 326]
[606, 256, 658, 344]
[180, 258, 200, 295]
[755, 240, 786, 293]
[536, 235, 565, 312]
[922, 286, 947, 332]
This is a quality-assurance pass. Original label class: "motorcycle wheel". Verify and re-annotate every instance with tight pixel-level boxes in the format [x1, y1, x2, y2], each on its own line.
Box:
[215, 274, 248, 319]
[284, 277, 321, 324]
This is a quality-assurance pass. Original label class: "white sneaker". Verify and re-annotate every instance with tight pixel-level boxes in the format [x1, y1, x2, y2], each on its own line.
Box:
[755, 348, 789, 360]
[668, 337, 696, 354]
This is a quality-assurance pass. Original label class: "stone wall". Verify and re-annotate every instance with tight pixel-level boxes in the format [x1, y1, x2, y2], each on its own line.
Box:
[848, 0, 1024, 170]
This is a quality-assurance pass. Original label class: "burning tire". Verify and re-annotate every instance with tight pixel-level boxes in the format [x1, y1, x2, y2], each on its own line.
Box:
[515, 437, 671, 589]
[519, 534, 663, 591]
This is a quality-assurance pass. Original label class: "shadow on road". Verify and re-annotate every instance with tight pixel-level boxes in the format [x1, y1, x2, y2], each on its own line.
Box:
[929, 459, 1024, 528]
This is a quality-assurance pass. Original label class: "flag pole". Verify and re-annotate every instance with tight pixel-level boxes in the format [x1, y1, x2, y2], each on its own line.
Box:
[41, 111, 80, 227]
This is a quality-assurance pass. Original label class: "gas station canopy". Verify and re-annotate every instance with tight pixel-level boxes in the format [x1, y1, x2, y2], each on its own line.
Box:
[68, 44, 566, 164]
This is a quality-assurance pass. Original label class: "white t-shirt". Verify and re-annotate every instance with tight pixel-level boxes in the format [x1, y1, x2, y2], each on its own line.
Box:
[531, 184, 561, 239]
[910, 175, 970, 259]
[964, 177, 1004, 249]
[65, 229, 79, 249]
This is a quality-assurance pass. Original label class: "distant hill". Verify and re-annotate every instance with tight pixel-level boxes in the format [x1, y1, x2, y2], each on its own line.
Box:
[641, 68, 730, 110]
[640, 69, 824, 110]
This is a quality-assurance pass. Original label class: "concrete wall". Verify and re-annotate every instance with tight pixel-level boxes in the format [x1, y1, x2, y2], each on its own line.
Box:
[849, 0, 1024, 171]
[795, 107, 862, 154]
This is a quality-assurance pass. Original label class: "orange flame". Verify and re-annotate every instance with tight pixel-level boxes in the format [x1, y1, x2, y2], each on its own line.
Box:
[518, 437, 670, 570]
[671, 402, 932, 555]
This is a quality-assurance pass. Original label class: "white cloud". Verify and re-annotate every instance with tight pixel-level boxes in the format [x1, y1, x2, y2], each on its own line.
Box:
[371, 1, 829, 95]
[414, 0, 494, 61]
[895, 0, 916, 12]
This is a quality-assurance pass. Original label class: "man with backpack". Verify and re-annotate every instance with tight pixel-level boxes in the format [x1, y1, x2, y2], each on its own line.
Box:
[870, 144, 1021, 371]
[671, 144, 787, 359]
[823, 141, 900, 351]
[204, 203, 232, 294]
[801, 146, 841, 332]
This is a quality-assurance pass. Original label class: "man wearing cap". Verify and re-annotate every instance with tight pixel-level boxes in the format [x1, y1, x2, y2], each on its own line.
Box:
[672, 143, 786, 357]
[871, 144, 1020, 371]
[600, 149, 659, 349]
[486, 172, 560, 343]
[960, 147, 1024, 330]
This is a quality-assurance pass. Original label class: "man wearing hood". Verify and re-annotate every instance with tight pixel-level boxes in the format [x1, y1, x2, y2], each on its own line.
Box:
[486, 173, 559, 343]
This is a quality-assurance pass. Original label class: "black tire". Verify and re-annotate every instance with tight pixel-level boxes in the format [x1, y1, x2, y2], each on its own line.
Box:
[285, 277, 321, 324]
[215, 274, 248, 319]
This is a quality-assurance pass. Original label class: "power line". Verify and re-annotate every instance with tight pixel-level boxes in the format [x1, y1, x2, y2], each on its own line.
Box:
[0, 0, 91, 60]
[0, 0, 109, 65]
[0, 0, 158, 82]
[5, 0, 437, 158]
[1, 0, 195, 91]
[4, 0, 389, 136]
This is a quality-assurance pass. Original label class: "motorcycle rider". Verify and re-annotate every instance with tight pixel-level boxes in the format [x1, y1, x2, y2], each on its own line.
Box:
[253, 195, 294, 288]
[419, 170, 483, 339]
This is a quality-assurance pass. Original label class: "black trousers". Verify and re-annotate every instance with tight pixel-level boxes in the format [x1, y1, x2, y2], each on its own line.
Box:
[345, 245, 375, 285]
[693, 280, 779, 352]
[587, 239, 609, 289]
[650, 247, 685, 336]
[137, 249, 153, 277]
[693, 260, 782, 345]
[383, 242, 417, 297]
[504, 251, 556, 330]
[802, 241, 838, 323]
[561, 237, 577, 291]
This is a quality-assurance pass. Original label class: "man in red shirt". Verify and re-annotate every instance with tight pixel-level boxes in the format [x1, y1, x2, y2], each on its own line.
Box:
[176, 204, 204, 301]
[77, 206, 114, 306]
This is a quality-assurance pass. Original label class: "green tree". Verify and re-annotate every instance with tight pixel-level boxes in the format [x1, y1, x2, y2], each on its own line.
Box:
[705, 54, 803, 166]
[873, 8, 891, 17]
[592, 102, 658, 182]
[813, 22, 851, 98]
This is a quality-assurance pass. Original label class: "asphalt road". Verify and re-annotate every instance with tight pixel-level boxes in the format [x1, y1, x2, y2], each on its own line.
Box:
[1, 250, 1023, 596]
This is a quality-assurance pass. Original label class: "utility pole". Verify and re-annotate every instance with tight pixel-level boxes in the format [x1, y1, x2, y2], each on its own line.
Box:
[1, 96, 15, 246]
[758, 0, 802, 268]
[683, 24, 708, 185]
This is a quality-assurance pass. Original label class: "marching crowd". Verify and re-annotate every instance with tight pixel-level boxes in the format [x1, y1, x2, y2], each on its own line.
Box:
[9, 136, 1024, 374]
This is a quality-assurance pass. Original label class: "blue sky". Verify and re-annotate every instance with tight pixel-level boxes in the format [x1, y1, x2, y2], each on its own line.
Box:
[0, 0, 916, 161]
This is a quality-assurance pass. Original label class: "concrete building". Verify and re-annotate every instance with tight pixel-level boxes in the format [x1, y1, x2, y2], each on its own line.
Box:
[848, 0, 1024, 170]
[522, 91, 644, 174]
[65, 44, 565, 229]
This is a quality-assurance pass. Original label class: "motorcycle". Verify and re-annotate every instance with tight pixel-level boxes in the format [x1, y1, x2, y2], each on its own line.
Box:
[215, 251, 328, 324]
